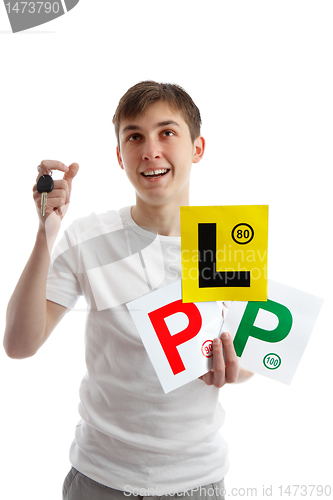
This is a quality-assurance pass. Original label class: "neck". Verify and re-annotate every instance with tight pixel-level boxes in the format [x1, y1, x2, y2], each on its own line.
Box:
[131, 197, 189, 237]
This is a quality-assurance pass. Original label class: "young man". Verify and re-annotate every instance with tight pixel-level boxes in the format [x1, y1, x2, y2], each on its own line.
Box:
[4, 81, 253, 500]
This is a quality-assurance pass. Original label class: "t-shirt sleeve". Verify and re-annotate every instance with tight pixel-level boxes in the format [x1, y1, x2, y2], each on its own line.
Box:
[46, 226, 83, 309]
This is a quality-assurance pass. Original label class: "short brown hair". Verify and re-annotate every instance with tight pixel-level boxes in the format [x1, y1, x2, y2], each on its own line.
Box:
[112, 81, 202, 146]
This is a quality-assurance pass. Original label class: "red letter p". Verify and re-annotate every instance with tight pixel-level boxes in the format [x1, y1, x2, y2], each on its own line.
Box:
[148, 300, 202, 375]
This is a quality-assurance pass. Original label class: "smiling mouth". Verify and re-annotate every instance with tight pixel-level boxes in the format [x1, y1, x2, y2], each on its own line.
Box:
[141, 168, 170, 178]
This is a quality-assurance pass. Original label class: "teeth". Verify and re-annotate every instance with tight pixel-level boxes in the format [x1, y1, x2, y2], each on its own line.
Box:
[142, 169, 168, 177]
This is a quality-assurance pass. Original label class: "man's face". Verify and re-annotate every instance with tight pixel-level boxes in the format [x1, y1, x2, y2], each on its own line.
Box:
[117, 101, 205, 208]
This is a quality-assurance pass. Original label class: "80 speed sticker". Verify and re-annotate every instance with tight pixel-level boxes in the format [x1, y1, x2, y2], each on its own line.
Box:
[231, 223, 254, 245]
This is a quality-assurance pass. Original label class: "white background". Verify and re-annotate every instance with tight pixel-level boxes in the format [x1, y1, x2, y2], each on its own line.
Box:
[0, 1, 332, 498]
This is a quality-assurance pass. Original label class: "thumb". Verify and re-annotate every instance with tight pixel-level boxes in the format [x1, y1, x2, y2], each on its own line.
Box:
[63, 162, 79, 195]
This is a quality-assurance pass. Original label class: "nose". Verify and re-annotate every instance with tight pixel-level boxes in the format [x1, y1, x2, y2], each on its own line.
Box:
[142, 138, 161, 161]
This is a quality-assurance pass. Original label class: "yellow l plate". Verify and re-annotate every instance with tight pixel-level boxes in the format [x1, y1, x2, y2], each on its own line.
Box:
[180, 205, 268, 302]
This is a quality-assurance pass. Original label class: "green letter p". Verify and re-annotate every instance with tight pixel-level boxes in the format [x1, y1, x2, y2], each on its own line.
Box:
[234, 300, 293, 357]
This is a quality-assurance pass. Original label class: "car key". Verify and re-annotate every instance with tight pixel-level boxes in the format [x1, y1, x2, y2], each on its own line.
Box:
[37, 175, 54, 216]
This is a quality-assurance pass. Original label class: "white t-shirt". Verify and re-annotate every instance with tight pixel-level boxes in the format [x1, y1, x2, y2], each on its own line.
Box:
[46, 206, 229, 495]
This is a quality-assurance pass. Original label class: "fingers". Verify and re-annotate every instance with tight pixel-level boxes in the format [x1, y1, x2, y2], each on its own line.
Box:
[210, 337, 226, 388]
[63, 162, 79, 196]
[36, 160, 69, 181]
[199, 333, 239, 388]
[222, 332, 239, 383]
[33, 180, 70, 207]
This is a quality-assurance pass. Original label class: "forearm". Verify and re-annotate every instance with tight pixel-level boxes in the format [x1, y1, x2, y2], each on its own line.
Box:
[4, 228, 56, 359]
[235, 367, 255, 383]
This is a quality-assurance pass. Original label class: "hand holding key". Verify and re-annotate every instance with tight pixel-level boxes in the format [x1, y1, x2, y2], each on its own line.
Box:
[33, 160, 79, 229]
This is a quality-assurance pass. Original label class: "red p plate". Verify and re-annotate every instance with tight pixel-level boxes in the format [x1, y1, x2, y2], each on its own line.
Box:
[148, 300, 202, 375]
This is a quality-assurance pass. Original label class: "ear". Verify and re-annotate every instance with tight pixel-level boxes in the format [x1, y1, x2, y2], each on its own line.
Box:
[117, 146, 124, 170]
[192, 136, 205, 164]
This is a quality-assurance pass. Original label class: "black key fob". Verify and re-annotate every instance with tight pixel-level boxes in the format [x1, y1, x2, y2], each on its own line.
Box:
[37, 175, 54, 193]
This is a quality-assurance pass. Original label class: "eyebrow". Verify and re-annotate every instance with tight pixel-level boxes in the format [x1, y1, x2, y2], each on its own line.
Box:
[121, 120, 181, 135]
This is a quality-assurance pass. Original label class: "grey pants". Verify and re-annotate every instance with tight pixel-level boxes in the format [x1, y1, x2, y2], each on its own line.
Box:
[62, 467, 225, 500]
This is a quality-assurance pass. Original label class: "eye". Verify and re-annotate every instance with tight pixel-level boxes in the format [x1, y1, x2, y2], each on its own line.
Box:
[128, 133, 141, 141]
[162, 130, 175, 137]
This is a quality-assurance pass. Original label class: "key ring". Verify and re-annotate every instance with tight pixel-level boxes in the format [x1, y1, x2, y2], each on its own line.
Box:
[37, 165, 52, 176]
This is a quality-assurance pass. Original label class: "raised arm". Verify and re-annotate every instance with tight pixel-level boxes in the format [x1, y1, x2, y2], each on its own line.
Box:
[3, 160, 79, 359]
